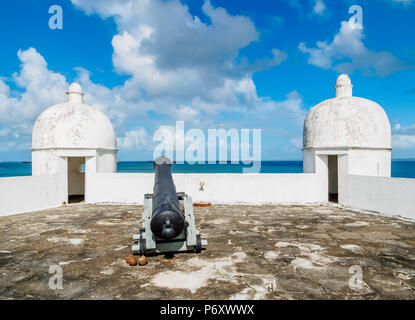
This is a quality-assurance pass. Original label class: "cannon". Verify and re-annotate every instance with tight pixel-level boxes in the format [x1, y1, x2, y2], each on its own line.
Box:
[132, 157, 207, 255]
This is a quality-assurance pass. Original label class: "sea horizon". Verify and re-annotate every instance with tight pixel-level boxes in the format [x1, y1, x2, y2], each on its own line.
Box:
[1, 160, 415, 178]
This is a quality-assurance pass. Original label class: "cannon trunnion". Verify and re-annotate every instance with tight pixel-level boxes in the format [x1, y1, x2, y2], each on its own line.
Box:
[132, 157, 207, 255]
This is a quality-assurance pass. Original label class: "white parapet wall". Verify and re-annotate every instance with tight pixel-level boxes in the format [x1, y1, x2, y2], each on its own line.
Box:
[86, 172, 328, 205]
[0, 175, 65, 217]
[340, 175, 415, 220]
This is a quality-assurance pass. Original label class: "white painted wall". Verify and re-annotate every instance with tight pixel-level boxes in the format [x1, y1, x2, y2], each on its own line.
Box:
[303, 150, 316, 173]
[305, 148, 391, 178]
[348, 149, 391, 177]
[86, 172, 328, 205]
[96, 149, 117, 173]
[341, 174, 415, 220]
[303, 151, 329, 202]
[4, 146, 414, 219]
[0, 175, 65, 217]
[32, 150, 60, 175]
[1, 168, 413, 219]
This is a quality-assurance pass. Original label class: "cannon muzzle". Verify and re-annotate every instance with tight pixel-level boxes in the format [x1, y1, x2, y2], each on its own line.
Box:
[150, 157, 187, 240]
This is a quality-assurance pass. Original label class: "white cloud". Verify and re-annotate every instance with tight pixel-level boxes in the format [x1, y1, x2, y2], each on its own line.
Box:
[283, 0, 329, 17]
[312, 0, 327, 15]
[393, 122, 415, 135]
[392, 123, 415, 149]
[0, 48, 67, 125]
[272, 91, 307, 122]
[71, 0, 293, 131]
[0, 127, 10, 137]
[0, 1, 300, 157]
[72, 0, 286, 104]
[170, 105, 200, 125]
[299, 19, 407, 76]
[392, 135, 415, 149]
[0, 48, 69, 151]
[242, 49, 288, 73]
[117, 127, 149, 150]
[0, 122, 33, 151]
[389, 0, 413, 4]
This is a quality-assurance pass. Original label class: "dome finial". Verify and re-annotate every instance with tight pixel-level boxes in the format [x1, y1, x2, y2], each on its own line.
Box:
[66, 82, 84, 103]
[335, 74, 353, 98]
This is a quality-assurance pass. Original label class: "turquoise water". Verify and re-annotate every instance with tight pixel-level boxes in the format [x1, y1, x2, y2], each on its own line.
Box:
[117, 161, 304, 174]
[1, 160, 415, 178]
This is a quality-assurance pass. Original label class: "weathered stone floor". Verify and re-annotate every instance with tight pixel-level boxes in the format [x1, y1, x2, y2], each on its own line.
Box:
[0, 204, 414, 300]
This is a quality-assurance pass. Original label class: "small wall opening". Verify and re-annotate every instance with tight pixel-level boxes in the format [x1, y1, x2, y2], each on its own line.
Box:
[328, 155, 338, 203]
[68, 157, 85, 203]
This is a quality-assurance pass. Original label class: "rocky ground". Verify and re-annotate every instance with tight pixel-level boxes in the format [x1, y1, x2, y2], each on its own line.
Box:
[0, 203, 414, 299]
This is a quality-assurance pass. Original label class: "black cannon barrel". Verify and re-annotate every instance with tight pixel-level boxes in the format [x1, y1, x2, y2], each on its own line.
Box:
[150, 157, 187, 240]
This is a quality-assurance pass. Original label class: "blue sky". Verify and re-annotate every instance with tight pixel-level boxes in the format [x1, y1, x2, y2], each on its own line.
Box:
[0, 0, 414, 161]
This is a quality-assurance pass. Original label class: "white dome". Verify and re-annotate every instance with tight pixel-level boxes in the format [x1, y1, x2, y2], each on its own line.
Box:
[303, 75, 391, 150]
[32, 83, 117, 150]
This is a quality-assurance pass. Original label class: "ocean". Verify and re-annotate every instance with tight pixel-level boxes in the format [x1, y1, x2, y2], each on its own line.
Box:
[1, 160, 415, 178]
